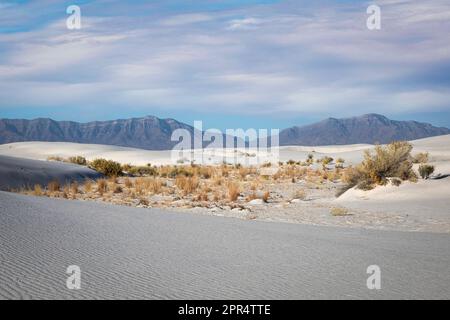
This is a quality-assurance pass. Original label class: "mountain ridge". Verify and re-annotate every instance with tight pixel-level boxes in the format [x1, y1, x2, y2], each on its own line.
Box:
[1, 114, 449, 150]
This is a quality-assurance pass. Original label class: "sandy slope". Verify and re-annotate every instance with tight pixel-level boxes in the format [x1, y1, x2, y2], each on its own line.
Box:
[0, 155, 102, 191]
[1, 191, 449, 300]
[336, 179, 450, 220]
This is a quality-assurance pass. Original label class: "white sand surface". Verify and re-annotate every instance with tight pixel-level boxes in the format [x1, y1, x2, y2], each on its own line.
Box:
[1, 191, 449, 300]
[336, 179, 450, 220]
[0, 155, 102, 191]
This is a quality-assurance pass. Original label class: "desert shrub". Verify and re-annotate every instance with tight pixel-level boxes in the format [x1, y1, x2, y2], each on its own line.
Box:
[68, 156, 87, 166]
[354, 141, 417, 190]
[335, 158, 345, 168]
[320, 156, 334, 166]
[418, 164, 435, 180]
[412, 152, 429, 164]
[391, 178, 402, 186]
[287, 159, 296, 165]
[90, 159, 122, 177]
[128, 166, 157, 177]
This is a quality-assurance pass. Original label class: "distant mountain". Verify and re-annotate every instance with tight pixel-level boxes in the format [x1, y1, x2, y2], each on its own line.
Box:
[1, 114, 449, 150]
[279, 114, 450, 146]
[0, 116, 195, 150]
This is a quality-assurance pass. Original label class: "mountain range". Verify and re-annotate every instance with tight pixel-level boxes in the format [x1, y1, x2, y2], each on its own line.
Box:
[0, 114, 449, 150]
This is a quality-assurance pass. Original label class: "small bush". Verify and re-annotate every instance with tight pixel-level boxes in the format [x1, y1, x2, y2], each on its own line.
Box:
[412, 152, 429, 164]
[90, 159, 122, 177]
[68, 156, 87, 166]
[418, 164, 435, 180]
[353, 141, 417, 190]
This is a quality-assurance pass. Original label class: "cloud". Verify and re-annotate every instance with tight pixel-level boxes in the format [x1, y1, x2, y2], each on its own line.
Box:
[226, 17, 262, 30]
[0, 0, 449, 122]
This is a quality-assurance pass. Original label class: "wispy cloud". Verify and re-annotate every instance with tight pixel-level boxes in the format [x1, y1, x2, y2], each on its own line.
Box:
[0, 0, 449, 125]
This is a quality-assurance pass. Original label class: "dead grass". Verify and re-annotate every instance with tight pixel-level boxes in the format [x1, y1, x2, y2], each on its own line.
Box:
[330, 207, 351, 217]
[227, 182, 240, 202]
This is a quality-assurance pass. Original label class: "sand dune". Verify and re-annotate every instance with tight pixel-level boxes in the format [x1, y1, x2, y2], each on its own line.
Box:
[1, 191, 449, 300]
[2, 135, 449, 167]
[0, 155, 102, 191]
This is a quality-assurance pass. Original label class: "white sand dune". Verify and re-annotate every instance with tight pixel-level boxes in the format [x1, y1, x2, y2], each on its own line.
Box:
[2, 135, 449, 167]
[1, 191, 449, 300]
[0, 155, 102, 191]
[336, 178, 450, 220]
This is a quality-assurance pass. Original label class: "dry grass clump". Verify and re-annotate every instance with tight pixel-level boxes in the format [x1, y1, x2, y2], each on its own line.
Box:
[330, 207, 351, 217]
[262, 191, 270, 203]
[84, 180, 93, 193]
[97, 179, 108, 195]
[124, 178, 133, 188]
[176, 176, 199, 195]
[343, 141, 417, 191]
[47, 180, 60, 193]
[227, 182, 240, 202]
[33, 184, 43, 196]
[70, 182, 79, 194]
[292, 189, 307, 200]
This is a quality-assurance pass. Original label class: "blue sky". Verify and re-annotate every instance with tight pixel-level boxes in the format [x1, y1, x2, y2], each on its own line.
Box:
[0, 0, 449, 130]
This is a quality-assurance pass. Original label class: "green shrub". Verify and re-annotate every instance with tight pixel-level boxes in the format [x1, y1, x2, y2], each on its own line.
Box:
[418, 164, 435, 180]
[89, 159, 122, 177]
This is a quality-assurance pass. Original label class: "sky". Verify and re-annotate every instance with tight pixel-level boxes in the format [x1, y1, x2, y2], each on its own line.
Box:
[0, 0, 449, 130]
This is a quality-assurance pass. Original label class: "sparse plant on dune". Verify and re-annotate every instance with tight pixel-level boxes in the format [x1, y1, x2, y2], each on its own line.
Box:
[89, 159, 122, 177]
[68, 156, 87, 166]
[412, 152, 429, 164]
[341, 141, 418, 192]
[419, 164, 435, 180]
